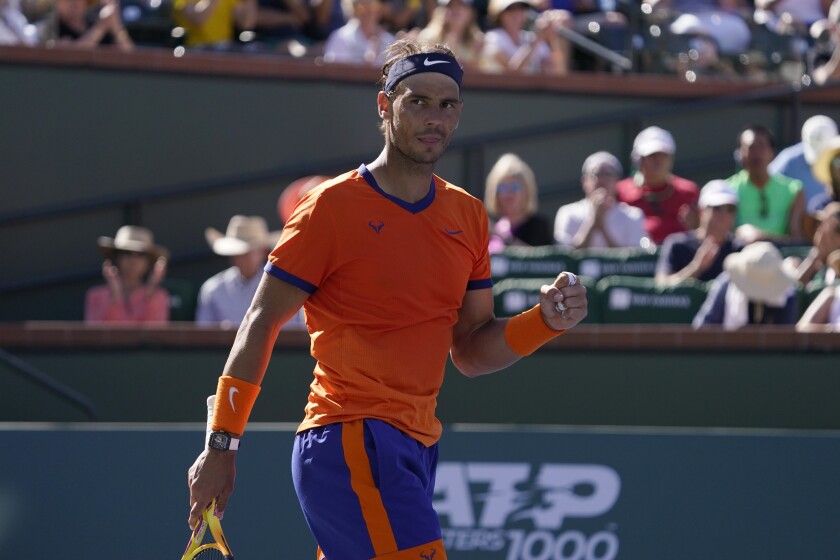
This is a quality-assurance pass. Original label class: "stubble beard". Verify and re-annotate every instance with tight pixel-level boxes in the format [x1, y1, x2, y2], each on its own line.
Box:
[388, 119, 450, 170]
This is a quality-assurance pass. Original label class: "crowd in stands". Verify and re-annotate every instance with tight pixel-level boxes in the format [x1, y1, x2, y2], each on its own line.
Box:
[2, 0, 840, 82]
[82, 117, 840, 332]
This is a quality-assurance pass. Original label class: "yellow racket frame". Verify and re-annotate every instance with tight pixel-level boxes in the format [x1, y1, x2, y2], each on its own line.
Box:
[181, 499, 234, 560]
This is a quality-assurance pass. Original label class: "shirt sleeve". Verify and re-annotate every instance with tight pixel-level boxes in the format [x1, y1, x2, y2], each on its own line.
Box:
[266, 188, 337, 293]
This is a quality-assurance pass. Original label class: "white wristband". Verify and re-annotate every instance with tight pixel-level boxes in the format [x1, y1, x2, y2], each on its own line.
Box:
[205, 394, 216, 450]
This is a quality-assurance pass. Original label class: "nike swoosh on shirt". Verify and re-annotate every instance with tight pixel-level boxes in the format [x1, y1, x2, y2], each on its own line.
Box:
[424, 58, 449, 66]
[444, 228, 464, 235]
[229, 387, 239, 413]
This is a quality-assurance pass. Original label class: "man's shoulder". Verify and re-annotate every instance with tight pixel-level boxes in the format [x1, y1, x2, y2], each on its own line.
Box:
[770, 173, 804, 191]
[670, 175, 699, 193]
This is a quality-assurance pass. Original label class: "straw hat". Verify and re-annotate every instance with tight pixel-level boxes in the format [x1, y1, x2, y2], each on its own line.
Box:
[812, 135, 840, 187]
[97, 225, 169, 260]
[205, 215, 282, 257]
[723, 242, 797, 304]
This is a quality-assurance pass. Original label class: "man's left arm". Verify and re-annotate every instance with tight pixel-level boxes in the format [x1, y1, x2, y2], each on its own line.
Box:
[450, 272, 587, 378]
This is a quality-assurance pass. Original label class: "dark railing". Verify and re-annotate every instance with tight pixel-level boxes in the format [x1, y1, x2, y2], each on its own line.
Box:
[0, 348, 98, 420]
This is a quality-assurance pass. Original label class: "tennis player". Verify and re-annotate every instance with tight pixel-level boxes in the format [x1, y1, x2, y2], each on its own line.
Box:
[187, 39, 588, 560]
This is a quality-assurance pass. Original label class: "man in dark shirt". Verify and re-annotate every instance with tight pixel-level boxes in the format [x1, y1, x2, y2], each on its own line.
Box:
[656, 179, 743, 286]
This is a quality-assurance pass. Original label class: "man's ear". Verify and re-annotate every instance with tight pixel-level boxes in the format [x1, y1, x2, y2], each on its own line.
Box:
[377, 91, 391, 119]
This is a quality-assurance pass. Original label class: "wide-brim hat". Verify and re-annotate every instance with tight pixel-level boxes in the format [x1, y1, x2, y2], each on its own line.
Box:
[724, 241, 797, 304]
[812, 135, 840, 187]
[97, 225, 169, 260]
[205, 215, 282, 257]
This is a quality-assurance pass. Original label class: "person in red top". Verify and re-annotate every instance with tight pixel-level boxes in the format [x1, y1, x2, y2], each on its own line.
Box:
[186, 39, 588, 560]
[615, 125, 700, 246]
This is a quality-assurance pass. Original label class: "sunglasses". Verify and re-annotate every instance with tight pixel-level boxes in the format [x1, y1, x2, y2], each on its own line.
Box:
[497, 181, 523, 194]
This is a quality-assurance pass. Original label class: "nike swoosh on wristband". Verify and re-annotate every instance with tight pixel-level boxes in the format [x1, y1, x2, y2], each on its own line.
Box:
[424, 58, 449, 66]
[229, 387, 239, 413]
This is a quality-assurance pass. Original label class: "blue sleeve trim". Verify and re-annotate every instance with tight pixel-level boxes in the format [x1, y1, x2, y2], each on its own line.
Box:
[264, 263, 317, 294]
[467, 278, 493, 290]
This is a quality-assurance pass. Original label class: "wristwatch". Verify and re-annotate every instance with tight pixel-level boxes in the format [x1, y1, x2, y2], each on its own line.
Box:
[208, 431, 240, 451]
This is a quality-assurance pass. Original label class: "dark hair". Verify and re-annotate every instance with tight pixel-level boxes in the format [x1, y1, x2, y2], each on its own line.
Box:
[738, 124, 776, 150]
[378, 39, 457, 98]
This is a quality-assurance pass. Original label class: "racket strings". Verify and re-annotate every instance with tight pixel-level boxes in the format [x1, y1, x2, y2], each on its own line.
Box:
[192, 547, 229, 560]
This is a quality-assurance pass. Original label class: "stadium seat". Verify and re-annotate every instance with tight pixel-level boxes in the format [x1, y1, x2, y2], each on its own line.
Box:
[575, 246, 659, 281]
[492, 276, 602, 323]
[163, 278, 197, 322]
[490, 246, 579, 280]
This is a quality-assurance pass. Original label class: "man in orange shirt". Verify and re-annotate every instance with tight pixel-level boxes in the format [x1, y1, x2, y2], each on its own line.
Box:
[186, 39, 588, 560]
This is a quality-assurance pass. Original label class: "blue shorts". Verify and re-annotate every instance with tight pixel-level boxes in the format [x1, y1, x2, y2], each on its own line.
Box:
[292, 419, 446, 560]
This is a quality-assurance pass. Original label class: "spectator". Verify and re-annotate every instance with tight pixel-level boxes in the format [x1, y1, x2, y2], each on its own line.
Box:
[615, 125, 700, 246]
[479, 0, 570, 75]
[416, 0, 484, 69]
[304, 0, 346, 42]
[322, 0, 395, 65]
[656, 179, 744, 286]
[1, 0, 38, 44]
[39, 0, 134, 50]
[540, 0, 628, 72]
[812, 0, 840, 84]
[768, 115, 838, 227]
[658, 0, 752, 56]
[728, 124, 806, 244]
[554, 150, 645, 249]
[484, 152, 554, 253]
[277, 174, 329, 224]
[693, 241, 799, 330]
[811, 134, 840, 208]
[249, 0, 311, 51]
[172, 0, 257, 49]
[196, 215, 282, 326]
[796, 248, 840, 332]
[84, 225, 170, 323]
[754, 0, 828, 37]
[794, 201, 840, 285]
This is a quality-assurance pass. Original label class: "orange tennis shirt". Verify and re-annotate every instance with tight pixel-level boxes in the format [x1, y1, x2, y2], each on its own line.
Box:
[265, 165, 492, 446]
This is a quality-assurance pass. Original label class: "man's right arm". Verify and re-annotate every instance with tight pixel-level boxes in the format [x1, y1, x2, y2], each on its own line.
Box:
[220, 273, 309, 386]
[187, 273, 309, 529]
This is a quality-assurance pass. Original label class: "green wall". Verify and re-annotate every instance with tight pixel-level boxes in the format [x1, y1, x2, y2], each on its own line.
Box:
[4, 346, 839, 429]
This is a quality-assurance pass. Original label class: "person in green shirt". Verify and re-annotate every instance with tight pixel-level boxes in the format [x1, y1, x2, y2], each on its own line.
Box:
[728, 124, 806, 244]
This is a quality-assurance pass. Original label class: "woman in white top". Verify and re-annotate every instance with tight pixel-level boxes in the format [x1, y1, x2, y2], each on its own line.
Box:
[479, 0, 569, 75]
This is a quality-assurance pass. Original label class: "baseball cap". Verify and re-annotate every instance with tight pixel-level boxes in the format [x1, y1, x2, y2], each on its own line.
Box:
[699, 179, 738, 208]
[581, 151, 622, 177]
[488, 0, 532, 19]
[801, 115, 838, 164]
[632, 126, 676, 161]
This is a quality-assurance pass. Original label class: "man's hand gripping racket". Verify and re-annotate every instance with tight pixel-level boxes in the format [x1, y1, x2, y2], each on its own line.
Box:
[181, 498, 235, 560]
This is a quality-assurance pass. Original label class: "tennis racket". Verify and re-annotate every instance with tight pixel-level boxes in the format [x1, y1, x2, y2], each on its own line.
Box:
[181, 499, 235, 560]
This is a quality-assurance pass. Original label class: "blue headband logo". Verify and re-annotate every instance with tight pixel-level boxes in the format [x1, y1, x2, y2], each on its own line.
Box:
[384, 53, 463, 95]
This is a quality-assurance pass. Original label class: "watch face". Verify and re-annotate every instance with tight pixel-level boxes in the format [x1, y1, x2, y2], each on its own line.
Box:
[211, 433, 229, 449]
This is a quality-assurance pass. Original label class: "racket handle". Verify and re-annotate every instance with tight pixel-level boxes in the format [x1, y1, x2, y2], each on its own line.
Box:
[205, 395, 216, 450]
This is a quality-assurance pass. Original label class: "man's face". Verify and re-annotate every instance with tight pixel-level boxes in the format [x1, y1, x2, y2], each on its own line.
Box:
[582, 162, 619, 198]
[382, 72, 462, 166]
[816, 213, 840, 257]
[739, 129, 775, 175]
[702, 203, 737, 235]
[638, 152, 673, 185]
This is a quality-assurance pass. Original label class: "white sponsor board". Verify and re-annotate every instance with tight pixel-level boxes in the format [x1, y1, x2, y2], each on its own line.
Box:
[434, 462, 621, 560]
